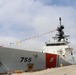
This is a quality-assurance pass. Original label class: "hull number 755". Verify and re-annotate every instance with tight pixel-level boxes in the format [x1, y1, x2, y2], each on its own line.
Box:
[20, 57, 32, 62]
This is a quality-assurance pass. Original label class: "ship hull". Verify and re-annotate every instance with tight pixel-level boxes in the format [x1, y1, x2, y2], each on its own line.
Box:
[0, 47, 57, 73]
[0, 47, 72, 73]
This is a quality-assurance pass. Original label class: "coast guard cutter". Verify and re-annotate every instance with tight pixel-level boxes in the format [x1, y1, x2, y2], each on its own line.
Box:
[0, 17, 76, 73]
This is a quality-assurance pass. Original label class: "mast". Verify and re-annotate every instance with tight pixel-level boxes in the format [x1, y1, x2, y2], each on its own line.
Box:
[59, 17, 61, 26]
[57, 17, 64, 42]
[49, 17, 70, 43]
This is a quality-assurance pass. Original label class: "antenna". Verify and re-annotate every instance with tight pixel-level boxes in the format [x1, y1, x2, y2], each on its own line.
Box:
[59, 17, 61, 26]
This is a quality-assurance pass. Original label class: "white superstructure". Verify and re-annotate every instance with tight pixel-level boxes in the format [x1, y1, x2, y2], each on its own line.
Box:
[42, 17, 76, 65]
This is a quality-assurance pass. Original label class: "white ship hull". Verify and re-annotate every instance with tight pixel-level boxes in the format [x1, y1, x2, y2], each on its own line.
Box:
[0, 47, 74, 73]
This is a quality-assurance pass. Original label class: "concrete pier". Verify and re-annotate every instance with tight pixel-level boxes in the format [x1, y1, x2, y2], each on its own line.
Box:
[12, 65, 76, 75]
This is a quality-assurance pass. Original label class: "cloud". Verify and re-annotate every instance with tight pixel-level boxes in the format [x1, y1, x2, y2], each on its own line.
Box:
[0, 0, 76, 51]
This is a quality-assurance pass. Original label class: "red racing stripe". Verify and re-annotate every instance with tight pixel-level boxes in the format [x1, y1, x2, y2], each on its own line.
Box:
[46, 53, 57, 69]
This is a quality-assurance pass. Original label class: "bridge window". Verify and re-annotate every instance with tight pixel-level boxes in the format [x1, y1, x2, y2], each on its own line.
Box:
[46, 43, 66, 46]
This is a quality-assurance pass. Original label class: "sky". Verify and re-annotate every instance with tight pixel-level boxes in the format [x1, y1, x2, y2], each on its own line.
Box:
[0, 0, 76, 52]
